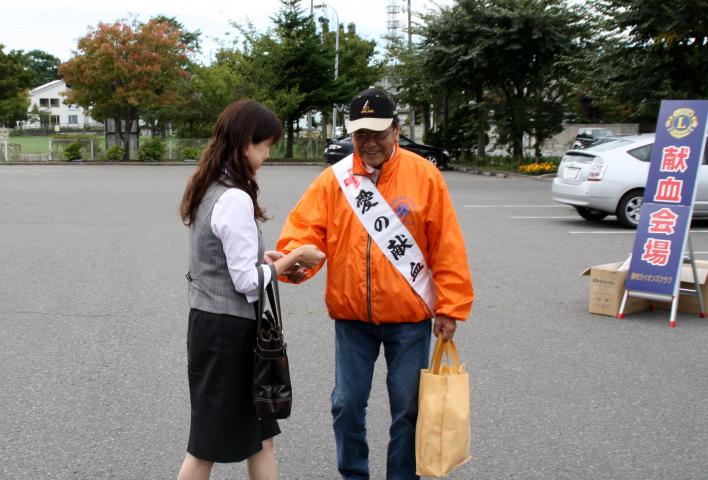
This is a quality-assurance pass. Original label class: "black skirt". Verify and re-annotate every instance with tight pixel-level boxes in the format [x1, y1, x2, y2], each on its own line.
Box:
[186, 308, 280, 463]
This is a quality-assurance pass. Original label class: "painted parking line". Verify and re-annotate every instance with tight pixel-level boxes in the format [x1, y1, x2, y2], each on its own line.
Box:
[511, 216, 579, 219]
[568, 230, 635, 234]
[569, 230, 708, 234]
[0, 168, 71, 174]
[464, 204, 567, 208]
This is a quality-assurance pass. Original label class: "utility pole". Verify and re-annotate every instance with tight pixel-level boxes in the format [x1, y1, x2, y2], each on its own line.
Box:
[407, 0, 412, 49]
[333, 11, 339, 138]
[407, 0, 415, 141]
[315, 3, 340, 139]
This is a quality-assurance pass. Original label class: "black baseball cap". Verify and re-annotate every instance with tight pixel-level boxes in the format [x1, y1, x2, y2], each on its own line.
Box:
[345, 87, 396, 132]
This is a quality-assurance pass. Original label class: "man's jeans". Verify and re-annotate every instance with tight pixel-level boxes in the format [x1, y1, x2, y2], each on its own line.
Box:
[331, 319, 432, 480]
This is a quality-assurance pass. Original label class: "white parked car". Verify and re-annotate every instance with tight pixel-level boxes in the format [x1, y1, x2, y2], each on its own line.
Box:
[552, 134, 708, 228]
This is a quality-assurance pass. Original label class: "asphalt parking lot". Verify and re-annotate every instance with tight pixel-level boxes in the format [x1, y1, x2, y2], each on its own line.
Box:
[1, 164, 707, 479]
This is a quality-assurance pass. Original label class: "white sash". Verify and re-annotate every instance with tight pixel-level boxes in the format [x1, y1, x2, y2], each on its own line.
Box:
[332, 154, 437, 314]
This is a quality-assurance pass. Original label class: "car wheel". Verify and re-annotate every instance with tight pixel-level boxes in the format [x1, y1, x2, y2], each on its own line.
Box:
[575, 206, 608, 221]
[616, 189, 644, 229]
[424, 153, 440, 168]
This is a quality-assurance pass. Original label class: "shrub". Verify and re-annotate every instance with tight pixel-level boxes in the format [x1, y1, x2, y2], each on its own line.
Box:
[181, 146, 201, 160]
[63, 142, 83, 161]
[138, 138, 166, 161]
[105, 145, 125, 161]
[517, 162, 558, 175]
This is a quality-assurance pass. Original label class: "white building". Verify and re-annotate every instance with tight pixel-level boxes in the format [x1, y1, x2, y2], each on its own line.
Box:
[21, 80, 102, 129]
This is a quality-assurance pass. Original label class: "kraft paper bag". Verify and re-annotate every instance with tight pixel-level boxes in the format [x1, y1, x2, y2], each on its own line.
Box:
[415, 337, 471, 477]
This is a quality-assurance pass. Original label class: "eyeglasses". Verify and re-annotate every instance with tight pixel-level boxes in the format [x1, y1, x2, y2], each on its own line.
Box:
[352, 127, 393, 143]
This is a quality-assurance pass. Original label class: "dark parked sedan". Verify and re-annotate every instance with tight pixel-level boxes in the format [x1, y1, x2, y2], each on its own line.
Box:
[572, 128, 614, 149]
[323, 135, 450, 170]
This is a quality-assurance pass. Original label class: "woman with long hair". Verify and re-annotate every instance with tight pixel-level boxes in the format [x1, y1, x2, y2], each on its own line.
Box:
[177, 100, 324, 480]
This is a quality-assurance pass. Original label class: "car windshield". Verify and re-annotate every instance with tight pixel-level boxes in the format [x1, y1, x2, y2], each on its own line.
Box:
[583, 139, 633, 152]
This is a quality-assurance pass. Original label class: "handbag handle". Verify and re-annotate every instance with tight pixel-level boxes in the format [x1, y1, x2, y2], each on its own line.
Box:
[430, 336, 460, 374]
[256, 264, 282, 332]
[266, 265, 282, 324]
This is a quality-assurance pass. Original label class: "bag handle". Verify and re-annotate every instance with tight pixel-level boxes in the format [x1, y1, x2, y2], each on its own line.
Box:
[430, 336, 460, 374]
[266, 264, 282, 325]
[256, 264, 282, 332]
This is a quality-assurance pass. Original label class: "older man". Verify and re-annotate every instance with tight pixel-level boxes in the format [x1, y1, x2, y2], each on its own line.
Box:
[277, 87, 474, 480]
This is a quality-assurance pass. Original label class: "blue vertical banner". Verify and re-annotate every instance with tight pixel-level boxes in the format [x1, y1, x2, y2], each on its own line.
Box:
[625, 100, 708, 297]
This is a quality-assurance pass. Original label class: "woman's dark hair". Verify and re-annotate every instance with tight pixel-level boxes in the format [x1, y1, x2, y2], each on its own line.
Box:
[180, 100, 282, 226]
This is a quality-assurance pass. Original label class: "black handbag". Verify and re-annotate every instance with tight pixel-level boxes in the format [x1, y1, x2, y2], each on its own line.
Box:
[252, 264, 292, 419]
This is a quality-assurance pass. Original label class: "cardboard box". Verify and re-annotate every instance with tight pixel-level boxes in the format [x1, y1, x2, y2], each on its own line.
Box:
[650, 260, 708, 314]
[581, 262, 648, 317]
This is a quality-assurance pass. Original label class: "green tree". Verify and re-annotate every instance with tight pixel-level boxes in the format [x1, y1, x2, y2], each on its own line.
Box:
[318, 19, 383, 138]
[219, 1, 331, 157]
[268, 0, 332, 156]
[387, 39, 434, 144]
[583, 0, 708, 124]
[12, 49, 61, 87]
[60, 18, 191, 159]
[390, 0, 502, 156]
[417, 0, 588, 159]
[487, 0, 585, 160]
[215, 1, 381, 154]
[0, 45, 31, 127]
[170, 61, 243, 138]
[219, 25, 304, 126]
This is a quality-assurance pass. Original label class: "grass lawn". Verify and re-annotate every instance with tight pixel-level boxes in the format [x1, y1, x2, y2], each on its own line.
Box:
[11, 136, 51, 154]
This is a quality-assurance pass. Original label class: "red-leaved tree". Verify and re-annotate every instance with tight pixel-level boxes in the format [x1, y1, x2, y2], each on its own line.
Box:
[60, 18, 191, 159]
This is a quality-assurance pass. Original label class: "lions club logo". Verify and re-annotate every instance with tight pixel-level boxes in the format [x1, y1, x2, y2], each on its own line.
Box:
[392, 195, 416, 227]
[360, 100, 375, 115]
[665, 108, 698, 139]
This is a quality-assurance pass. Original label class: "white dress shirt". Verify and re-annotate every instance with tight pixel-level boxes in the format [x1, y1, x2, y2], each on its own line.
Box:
[211, 188, 271, 303]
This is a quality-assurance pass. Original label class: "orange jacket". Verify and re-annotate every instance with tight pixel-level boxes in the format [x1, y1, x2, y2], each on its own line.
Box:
[277, 146, 474, 324]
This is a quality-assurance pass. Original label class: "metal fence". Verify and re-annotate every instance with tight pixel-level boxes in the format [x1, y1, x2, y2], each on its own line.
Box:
[3, 136, 325, 162]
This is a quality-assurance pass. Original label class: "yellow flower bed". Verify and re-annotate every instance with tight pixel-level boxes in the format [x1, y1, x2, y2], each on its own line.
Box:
[517, 162, 558, 175]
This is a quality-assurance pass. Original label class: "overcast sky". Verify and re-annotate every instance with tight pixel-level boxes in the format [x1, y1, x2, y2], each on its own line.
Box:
[0, 0, 453, 63]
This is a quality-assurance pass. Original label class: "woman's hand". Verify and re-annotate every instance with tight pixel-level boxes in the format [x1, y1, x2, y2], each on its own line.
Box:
[266, 249, 308, 283]
[272, 245, 325, 282]
[264, 250, 285, 265]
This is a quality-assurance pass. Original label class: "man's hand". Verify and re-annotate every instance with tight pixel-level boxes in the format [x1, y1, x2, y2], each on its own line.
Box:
[284, 265, 307, 284]
[433, 315, 457, 342]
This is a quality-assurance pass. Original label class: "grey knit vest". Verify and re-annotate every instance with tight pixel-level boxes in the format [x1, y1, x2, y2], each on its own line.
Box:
[187, 181, 264, 319]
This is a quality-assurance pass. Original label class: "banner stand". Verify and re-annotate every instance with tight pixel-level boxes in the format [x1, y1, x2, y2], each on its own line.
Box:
[618, 235, 706, 327]
[620, 99, 708, 327]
